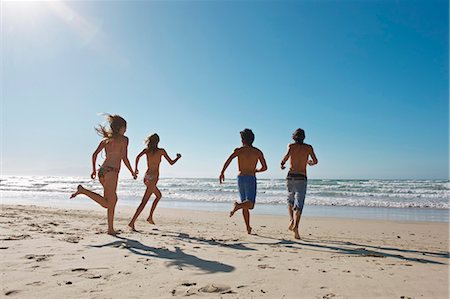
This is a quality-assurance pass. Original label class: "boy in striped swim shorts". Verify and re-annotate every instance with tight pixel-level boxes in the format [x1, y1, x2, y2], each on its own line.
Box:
[281, 128, 318, 239]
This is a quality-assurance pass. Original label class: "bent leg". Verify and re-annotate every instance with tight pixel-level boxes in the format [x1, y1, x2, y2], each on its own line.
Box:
[129, 187, 153, 230]
[71, 184, 108, 208]
[148, 186, 162, 225]
[230, 200, 254, 217]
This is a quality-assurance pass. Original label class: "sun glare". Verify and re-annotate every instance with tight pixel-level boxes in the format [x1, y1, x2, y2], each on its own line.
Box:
[2, 0, 50, 23]
[3, 0, 98, 44]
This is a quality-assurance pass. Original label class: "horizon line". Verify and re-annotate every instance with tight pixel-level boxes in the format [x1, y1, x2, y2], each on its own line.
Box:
[1, 174, 448, 181]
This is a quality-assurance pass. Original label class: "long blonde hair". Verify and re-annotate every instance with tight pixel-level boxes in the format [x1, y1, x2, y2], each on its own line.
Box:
[95, 114, 127, 140]
[145, 133, 160, 154]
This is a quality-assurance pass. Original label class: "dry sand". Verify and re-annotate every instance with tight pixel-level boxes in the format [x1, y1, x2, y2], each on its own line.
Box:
[1, 204, 448, 298]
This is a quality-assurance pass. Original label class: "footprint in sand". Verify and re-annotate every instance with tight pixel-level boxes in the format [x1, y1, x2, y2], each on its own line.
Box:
[24, 254, 53, 262]
[28, 223, 42, 230]
[81, 273, 102, 279]
[198, 284, 232, 294]
[63, 236, 82, 244]
[25, 281, 44, 286]
[180, 283, 233, 296]
[2, 234, 31, 241]
[257, 255, 269, 261]
[257, 264, 275, 270]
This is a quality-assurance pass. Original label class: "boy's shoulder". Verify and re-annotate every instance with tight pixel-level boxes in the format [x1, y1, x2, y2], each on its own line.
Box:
[253, 145, 263, 151]
[290, 142, 312, 148]
[233, 147, 243, 154]
[250, 146, 264, 156]
[233, 146, 262, 154]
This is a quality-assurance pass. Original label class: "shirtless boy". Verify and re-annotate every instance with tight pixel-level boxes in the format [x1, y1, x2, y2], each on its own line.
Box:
[220, 129, 268, 234]
[281, 128, 318, 239]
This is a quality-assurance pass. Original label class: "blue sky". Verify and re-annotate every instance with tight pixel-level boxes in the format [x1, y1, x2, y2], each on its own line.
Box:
[1, 0, 448, 179]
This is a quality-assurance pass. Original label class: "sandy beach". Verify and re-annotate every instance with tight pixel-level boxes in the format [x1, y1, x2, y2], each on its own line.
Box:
[0, 204, 448, 299]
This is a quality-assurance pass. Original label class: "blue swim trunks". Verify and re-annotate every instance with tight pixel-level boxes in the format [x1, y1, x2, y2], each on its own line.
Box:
[237, 175, 257, 203]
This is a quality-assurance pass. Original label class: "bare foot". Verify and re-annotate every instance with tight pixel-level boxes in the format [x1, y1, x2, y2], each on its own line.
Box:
[294, 230, 300, 240]
[128, 222, 137, 232]
[70, 185, 83, 199]
[229, 202, 239, 217]
[247, 226, 252, 234]
[147, 217, 155, 225]
[108, 230, 117, 236]
[288, 220, 295, 231]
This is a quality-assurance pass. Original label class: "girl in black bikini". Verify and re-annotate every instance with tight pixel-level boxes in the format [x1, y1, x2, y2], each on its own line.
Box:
[70, 114, 136, 235]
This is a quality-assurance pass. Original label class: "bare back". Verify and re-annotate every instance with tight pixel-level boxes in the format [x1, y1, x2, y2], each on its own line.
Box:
[289, 143, 313, 175]
[145, 149, 164, 178]
[103, 137, 126, 169]
[236, 146, 263, 176]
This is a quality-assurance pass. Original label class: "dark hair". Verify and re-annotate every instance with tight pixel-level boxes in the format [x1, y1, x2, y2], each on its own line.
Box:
[95, 114, 127, 140]
[292, 128, 305, 144]
[240, 128, 255, 146]
[145, 133, 160, 153]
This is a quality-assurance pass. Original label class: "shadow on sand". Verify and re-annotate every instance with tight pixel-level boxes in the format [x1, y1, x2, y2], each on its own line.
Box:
[135, 228, 448, 265]
[250, 234, 449, 265]
[90, 236, 235, 274]
[156, 229, 257, 251]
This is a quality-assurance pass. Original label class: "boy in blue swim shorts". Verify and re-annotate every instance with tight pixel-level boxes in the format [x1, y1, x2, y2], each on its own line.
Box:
[220, 129, 268, 234]
[281, 128, 318, 239]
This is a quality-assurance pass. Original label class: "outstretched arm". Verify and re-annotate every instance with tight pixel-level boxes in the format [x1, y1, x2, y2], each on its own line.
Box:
[308, 146, 318, 166]
[122, 137, 137, 179]
[280, 145, 291, 170]
[91, 140, 105, 179]
[162, 149, 181, 165]
[256, 152, 268, 173]
[220, 150, 238, 183]
[134, 149, 147, 174]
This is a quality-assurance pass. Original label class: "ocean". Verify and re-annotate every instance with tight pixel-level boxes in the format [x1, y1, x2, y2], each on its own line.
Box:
[1, 176, 448, 222]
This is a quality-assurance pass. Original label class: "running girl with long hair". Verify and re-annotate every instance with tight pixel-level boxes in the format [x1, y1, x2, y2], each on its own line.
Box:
[128, 133, 181, 231]
[70, 114, 136, 235]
